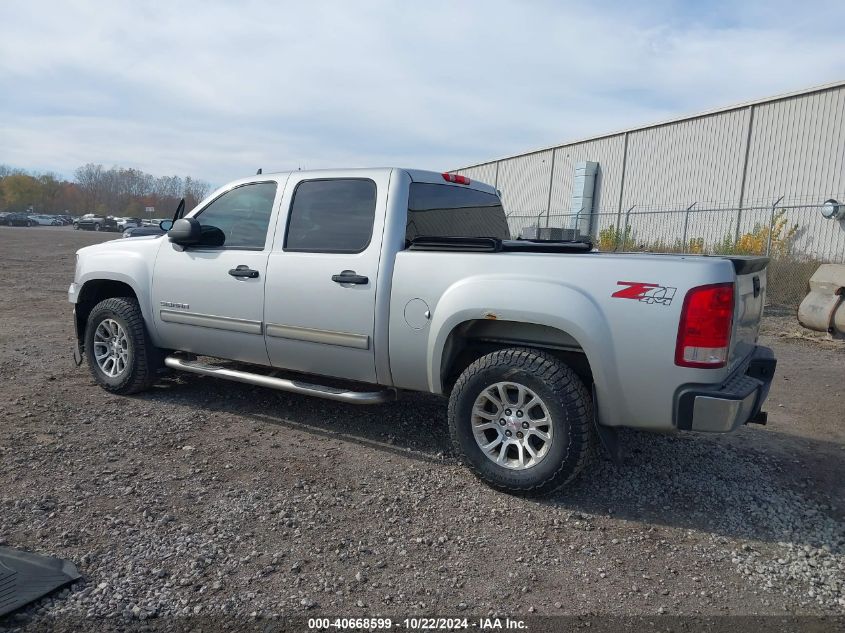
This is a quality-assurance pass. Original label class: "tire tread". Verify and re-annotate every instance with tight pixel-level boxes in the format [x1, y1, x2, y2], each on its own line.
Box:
[85, 297, 158, 395]
[448, 347, 594, 496]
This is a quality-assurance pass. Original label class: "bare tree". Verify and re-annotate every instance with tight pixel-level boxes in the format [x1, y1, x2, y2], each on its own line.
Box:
[74, 164, 105, 212]
[38, 173, 62, 211]
[184, 176, 211, 209]
[1, 163, 212, 216]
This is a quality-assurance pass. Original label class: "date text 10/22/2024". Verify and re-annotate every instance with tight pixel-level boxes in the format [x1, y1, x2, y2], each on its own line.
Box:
[307, 617, 528, 630]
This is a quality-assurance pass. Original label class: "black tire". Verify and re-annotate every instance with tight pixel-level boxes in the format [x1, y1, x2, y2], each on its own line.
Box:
[94, 223, 101, 231]
[73, 222, 79, 229]
[84, 297, 160, 395]
[448, 348, 594, 496]
[26, 220, 33, 227]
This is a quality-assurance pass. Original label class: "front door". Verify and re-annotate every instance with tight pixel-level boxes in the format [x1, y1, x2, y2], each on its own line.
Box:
[151, 180, 283, 365]
[264, 173, 389, 384]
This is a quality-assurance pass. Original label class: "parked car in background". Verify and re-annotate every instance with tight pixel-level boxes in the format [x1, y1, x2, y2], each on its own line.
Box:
[116, 217, 142, 231]
[56, 214, 74, 225]
[3, 212, 35, 227]
[74, 214, 97, 230]
[29, 214, 62, 226]
[74, 214, 118, 231]
[122, 224, 167, 239]
[141, 218, 162, 227]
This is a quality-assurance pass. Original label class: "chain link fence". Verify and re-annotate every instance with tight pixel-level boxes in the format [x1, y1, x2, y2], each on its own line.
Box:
[507, 201, 845, 309]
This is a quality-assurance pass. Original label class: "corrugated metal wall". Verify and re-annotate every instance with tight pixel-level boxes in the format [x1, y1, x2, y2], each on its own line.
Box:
[496, 150, 554, 214]
[457, 162, 498, 190]
[743, 87, 845, 204]
[620, 108, 749, 210]
[454, 82, 845, 217]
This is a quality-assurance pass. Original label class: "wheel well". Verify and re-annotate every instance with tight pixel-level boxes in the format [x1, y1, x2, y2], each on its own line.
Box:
[441, 319, 593, 394]
[75, 280, 138, 342]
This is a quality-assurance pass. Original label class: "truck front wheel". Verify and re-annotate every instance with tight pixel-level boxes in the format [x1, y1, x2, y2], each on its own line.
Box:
[84, 297, 160, 395]
[448, 348, 594, 495]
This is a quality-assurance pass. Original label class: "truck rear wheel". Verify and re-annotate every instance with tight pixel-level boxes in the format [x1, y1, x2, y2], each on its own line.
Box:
[84, 297, 160, 395]
[448, 348, 594, 495]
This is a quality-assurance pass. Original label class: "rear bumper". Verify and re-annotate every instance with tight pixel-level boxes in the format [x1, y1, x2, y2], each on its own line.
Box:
[675, 346, 776, 433]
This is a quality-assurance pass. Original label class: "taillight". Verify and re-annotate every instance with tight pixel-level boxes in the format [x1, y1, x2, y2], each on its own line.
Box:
[442, 173, 470, 185]
[675, 283, 734, 368]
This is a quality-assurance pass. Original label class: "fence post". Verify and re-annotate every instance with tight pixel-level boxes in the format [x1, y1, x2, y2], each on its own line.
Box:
[682, 202, 696, 251]
[618, 205, 635, 251]
[765, 195, 784, 256]
[545, 150, 556, 229]
[734, 104, 756, 244]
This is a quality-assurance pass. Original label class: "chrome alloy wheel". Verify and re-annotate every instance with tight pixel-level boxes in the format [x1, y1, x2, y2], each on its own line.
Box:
[93, 318, 130, 378]
[471, 382, 554, 470]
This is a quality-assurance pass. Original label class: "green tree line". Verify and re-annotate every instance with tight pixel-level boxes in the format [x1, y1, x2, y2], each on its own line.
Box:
[0, 164, 211, 218]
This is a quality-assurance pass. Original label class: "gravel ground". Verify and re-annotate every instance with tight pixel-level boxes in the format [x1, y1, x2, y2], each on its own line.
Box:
[0, 226, 843, 630]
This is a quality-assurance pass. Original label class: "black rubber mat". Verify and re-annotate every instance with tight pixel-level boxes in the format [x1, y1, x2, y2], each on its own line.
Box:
[0, 546, 81, 617]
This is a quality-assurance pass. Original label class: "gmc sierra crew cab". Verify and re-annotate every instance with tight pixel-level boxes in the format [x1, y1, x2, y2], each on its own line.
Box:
[69, 168, 776, 494]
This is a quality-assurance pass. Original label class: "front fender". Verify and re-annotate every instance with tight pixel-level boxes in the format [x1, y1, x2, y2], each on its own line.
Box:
[427, 275, 624, 426]
[72, 241, 160, 336]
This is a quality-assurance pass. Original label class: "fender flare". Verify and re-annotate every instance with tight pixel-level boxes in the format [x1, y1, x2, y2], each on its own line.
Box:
[427, 275, 624, 425]
[76, 271, 154, 332]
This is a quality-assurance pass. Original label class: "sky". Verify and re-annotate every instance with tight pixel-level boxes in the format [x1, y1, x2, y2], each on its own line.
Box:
[1, 0, 844, 187]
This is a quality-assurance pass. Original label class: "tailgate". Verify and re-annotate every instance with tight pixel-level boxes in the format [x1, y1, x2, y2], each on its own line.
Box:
[728, 257, 768, 370]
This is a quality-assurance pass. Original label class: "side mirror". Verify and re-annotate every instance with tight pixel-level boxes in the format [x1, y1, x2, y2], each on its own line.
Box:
[159, 220, 173, 231]
[199, 225, 226, 247]
[168, 217, 201, 245]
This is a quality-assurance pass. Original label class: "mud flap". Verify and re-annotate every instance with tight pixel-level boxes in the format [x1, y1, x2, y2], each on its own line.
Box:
[0, 546, 81, 617]
[71, 308, 83, 367]
[592, 384, 622, 467]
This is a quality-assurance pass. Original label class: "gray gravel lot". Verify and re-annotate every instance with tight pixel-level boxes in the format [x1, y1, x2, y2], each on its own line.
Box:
[0, 226, 843, 630]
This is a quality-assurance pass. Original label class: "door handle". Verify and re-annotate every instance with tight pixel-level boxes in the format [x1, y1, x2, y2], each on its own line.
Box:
[331, 270, 369, 285]
[229, 265, 259, 279]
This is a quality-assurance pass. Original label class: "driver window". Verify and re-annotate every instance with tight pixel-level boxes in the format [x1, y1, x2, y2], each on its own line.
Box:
[195, 182, 277, 249]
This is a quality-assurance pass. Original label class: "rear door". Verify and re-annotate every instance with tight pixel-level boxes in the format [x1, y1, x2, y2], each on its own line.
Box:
[263, 171, 390, 384]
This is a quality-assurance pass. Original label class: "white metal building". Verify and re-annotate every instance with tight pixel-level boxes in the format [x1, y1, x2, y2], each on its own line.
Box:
[453, 81, 845, 261]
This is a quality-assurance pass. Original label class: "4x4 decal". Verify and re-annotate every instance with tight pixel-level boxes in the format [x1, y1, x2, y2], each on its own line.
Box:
[612, 281, 677, 306]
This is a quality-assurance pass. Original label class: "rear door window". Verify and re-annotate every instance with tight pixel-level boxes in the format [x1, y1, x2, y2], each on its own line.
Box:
[284, 179, 377, 253]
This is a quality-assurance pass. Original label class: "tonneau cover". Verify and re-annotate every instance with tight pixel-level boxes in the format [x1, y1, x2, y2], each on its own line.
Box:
[408, 236, 593, 253]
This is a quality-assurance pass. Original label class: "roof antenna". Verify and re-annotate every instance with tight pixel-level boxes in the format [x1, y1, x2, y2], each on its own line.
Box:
[256, 168, 262, 175]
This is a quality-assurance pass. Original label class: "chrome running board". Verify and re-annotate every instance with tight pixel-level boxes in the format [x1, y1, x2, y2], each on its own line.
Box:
[164, 355, 396, 405]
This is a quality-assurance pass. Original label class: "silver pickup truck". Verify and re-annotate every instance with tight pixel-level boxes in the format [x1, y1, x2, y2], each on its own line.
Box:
[69, 168, 776, 494]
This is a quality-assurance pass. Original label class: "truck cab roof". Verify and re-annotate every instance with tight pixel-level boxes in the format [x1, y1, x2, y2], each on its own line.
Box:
[215, 168, 497, 196]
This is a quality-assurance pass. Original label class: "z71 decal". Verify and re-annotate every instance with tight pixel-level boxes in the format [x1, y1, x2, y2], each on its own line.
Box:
[612, 281, 677, 306]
